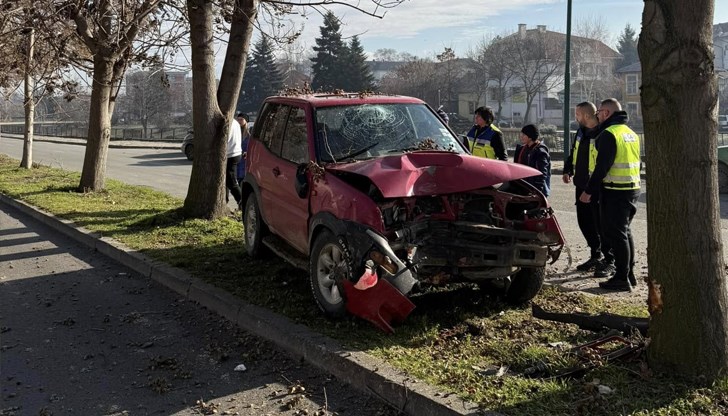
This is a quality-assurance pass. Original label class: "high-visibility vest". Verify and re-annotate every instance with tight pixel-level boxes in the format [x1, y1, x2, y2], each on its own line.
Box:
[602, 124, 641, 190]
[466, 125, 501, 159]
[573, 129, 597, 175]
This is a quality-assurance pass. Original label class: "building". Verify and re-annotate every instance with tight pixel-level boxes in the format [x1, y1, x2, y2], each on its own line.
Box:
[456, 24, 621, 127]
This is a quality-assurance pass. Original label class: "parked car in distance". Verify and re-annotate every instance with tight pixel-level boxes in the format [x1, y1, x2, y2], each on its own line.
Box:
[719, 115, 728, 132]
[240, 93, 565, 332]
[181, 130, 194, 160]
[718, 145, 728, 193]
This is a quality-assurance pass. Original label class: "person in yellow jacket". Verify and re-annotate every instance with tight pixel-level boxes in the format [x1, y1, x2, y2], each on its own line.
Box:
[464, 106, 507, 161]
[563, 102, 609, 272]
[579, 98, 641, 292]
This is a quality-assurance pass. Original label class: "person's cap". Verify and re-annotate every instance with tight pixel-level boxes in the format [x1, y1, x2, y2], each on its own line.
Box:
[521, 124, 540, 141]
[236, 112, 248, 120]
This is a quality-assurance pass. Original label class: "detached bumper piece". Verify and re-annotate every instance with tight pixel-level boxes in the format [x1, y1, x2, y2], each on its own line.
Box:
[342, 278, 415, 333]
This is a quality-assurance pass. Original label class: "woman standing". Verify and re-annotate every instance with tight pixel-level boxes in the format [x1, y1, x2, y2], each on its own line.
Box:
[514, 124, 551, 196]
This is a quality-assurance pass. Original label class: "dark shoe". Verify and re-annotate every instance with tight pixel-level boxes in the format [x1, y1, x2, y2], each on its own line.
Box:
[599, 277, 632, 292]
[628, 274, 638, 287]
[576, 255, 604, 271]
[594, 262, 616, 278]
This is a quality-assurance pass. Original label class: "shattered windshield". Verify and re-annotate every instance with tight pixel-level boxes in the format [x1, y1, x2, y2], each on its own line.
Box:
[315, 103, 465, 163]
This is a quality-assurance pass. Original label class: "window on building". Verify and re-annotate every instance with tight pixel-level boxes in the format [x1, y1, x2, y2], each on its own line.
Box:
[626, 74, 639, 95]
[626, 102, 639, 117]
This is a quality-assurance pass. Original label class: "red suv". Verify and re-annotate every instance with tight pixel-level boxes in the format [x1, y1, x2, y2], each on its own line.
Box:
[241, 93, 564, 332]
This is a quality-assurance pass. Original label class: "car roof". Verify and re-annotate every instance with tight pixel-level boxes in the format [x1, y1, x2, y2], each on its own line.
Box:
[264, 93, 425, 108]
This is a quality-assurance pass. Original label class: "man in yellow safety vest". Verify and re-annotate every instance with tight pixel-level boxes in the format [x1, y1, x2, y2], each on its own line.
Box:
[563, 101, 608, 272]
[579, 98, 641, 292]
[465, 106, 507, 161]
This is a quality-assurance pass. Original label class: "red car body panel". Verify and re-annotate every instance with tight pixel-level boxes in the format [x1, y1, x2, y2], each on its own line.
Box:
[310, 174, 386, 235]
[325, 152, 542, 198]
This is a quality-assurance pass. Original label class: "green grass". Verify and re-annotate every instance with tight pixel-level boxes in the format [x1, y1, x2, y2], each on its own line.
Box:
[2, 154, 727, 415]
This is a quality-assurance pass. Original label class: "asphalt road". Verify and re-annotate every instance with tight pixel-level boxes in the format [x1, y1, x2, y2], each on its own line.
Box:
[0, 203, 397, 416]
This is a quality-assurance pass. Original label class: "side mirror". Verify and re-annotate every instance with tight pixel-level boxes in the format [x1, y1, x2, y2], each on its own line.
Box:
[295, 163, 309, 198]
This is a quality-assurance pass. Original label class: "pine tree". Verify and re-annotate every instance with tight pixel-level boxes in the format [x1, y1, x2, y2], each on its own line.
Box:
[311, 12, 348, 91]
[237, 36, 283, 113]
[617, 23, 638, 69]
[344, 35, 375, 91]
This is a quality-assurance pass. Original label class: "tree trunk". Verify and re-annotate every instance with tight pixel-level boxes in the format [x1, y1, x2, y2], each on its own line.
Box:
[79, 55, 115, 192]
[524, 94, 535, 125]
[639, 0, 728, 380]
[183, 0, 257, 219]
[20, 27, 35, 169]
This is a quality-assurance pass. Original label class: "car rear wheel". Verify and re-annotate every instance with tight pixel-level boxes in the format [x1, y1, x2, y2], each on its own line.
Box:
[505, 267, 545, 304]
[184, 144, 194, 161]
[719, 163, 728, 194]
[243, 195, 266, 257]
[309, 230, 349, 318]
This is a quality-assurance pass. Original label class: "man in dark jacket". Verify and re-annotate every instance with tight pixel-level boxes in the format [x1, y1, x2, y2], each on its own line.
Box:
[514, 124, 551, 196]
[580, 98, 641, 292]
[564, 102, 609, 272]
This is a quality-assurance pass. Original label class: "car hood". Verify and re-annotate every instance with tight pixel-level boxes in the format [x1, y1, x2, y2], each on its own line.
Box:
[325, 151, 542, 198]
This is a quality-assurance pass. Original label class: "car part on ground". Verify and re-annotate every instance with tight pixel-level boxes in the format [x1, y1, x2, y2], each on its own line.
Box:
[241, 92, 565, 333]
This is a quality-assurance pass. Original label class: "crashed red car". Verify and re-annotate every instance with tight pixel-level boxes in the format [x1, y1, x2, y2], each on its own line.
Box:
[241, 93, 564, 332]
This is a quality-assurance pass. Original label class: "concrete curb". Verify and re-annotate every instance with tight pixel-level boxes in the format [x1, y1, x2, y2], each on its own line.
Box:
[0, 194, 490, 416]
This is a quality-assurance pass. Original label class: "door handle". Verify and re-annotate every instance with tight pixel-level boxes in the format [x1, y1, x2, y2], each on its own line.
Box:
[272, 167, 280, 177]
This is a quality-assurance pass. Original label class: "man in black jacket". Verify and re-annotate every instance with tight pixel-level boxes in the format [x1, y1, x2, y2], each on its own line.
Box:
[563, 102, 609, 272]
[580, 98, 641, 292]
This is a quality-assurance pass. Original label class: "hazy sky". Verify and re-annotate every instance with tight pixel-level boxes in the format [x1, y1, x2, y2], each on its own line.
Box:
[276, 0, 728, 59]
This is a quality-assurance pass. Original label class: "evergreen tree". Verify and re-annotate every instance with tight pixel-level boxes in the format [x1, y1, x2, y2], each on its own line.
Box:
[237, 36, 283, 113]
[344, 35, 376, 91]
[617, 23, 638, 69]
[311, 12, 348, 91]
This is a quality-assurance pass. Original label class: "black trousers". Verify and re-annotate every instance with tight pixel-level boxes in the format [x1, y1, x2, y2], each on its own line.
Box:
[600, 188, 640, 280]
[575, 187, 604, 258]
[226, 155, 243, 204]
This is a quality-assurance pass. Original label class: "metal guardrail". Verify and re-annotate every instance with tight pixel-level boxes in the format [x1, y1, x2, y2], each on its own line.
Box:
[0, 123, 188, 141]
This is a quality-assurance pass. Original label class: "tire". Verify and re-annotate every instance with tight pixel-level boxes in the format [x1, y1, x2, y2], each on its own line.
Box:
[184, 144, 194, 161]
[309, 230, 349, 318]
[505, 267, 545, 304]
[719, 163, 728, 194]
[243, 195, 266, 257]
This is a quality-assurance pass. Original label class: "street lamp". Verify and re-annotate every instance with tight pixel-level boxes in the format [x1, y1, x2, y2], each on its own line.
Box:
[562, 0, 573, 160]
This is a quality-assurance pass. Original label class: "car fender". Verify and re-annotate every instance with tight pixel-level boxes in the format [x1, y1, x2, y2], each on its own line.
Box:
[241, 175, 266, 222]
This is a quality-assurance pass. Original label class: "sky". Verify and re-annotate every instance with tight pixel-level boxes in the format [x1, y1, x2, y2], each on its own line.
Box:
[255, 0, 728, 61]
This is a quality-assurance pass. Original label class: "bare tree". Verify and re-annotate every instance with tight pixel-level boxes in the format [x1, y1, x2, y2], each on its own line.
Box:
[0, 1, 76, 169]
[183, 0, 405, 219]
[483, 35, 516, 120]
[571, 16, 621, 105]
[378, 58, 438, 105]
[122, 67, 171, 138]
[639, 0, 728, 380]
[50, 0, 187, 192]
[503, 30, 565, 124]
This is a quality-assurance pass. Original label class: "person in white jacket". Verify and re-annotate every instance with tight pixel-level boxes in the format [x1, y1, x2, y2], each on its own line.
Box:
[226, 117, 243, 205]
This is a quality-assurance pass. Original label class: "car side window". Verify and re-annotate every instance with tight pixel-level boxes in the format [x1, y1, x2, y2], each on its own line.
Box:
[281, 107, 309, 164]
[259, 103, 289, 156]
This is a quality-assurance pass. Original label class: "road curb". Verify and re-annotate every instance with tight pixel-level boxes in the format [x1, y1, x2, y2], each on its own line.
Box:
[1, 133, 179, 150]
[0, 194, 489, 416]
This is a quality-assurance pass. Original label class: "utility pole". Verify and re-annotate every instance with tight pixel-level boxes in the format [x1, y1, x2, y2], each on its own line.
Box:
[562, 0, 572, 159]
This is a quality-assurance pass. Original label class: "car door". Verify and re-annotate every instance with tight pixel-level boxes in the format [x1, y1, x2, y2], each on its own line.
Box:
[253, 103, 288, 234]
[265, 106, 312, 253]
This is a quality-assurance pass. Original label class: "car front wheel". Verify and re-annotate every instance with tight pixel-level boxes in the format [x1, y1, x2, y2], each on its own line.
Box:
[309, 230, 349, 318]
[184, 144, 194, 161]
[505, 267, 545, 304]
[243, 195, 266, 257]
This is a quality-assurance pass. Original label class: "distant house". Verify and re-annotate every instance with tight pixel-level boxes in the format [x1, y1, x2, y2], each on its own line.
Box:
[615, 62, 642, 119]
[616, 22, 728, 117]
[456, 24, 621, 127]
